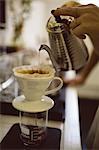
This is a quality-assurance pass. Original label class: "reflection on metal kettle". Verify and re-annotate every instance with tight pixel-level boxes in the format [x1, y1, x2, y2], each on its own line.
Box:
[39, 16, 89, 72]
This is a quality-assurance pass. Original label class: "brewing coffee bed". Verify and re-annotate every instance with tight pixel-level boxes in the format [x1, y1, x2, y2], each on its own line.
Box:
[0, 123, 61, 150]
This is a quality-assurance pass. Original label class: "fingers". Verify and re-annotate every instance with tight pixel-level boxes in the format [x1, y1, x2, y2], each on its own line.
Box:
[78, 34, 86, 39]
[71, 24, 86, 39]
[63, 75, 85, 86]
[52, 7, 80, 18]
[52, 4, 96, 18]
[70, 18, 86, 39]
[63, 78, 79, 86]
[78, 3, 95, 7]
[70, 18, 81, 29]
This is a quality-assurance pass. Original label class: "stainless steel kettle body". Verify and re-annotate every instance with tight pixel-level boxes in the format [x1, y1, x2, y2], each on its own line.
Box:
[39, 16, 89, 71]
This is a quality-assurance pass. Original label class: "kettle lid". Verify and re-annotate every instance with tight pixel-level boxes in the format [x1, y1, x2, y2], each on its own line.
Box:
[47, 16, 69, 33]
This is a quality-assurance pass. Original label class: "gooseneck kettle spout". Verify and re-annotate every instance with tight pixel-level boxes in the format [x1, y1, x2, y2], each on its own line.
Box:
[39, 44, 60, 71]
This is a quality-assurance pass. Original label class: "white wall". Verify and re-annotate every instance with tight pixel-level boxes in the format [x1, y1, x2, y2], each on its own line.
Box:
[80, 0, 99, 6]
[0, 0, 69, 49]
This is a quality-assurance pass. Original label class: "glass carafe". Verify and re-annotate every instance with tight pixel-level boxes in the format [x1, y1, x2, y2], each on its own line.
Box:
[19, 111, 48, 147]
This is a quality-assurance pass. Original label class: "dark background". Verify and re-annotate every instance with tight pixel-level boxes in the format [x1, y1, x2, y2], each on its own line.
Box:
[0, 0, 6, 29]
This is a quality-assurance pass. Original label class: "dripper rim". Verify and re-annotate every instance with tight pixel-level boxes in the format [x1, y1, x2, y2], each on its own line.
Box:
[13, 65, 55, 80]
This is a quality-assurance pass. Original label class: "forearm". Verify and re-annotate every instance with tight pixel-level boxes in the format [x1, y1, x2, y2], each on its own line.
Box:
[81, 50, 99, 79]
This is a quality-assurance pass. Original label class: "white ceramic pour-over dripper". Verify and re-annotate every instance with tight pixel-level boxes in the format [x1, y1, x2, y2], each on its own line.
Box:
[13, 65, 63, 102]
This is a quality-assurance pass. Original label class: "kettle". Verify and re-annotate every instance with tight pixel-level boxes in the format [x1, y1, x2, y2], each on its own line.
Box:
[39, 16, 89, 72]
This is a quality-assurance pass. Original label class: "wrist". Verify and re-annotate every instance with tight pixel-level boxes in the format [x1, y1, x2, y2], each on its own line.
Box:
[79, 70, 89, 81]
[94, 49, 99, 57]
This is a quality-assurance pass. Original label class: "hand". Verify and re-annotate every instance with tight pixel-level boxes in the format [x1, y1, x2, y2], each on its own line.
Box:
[52, 4, 99, 55]
[63, 74, 86, 86]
